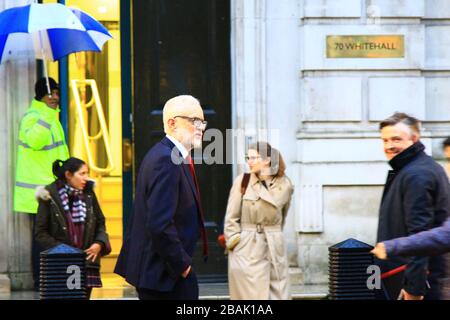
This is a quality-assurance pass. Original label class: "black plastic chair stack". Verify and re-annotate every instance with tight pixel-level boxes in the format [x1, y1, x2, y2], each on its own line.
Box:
[328, 238, 375, 300]
[40, 244, 87, 300]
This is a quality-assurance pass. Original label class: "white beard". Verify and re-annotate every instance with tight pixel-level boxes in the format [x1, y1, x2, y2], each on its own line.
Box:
[192, 136, 203, 149]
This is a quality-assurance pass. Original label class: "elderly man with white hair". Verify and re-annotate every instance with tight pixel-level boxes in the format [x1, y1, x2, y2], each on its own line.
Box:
[115, 95, 209, 300]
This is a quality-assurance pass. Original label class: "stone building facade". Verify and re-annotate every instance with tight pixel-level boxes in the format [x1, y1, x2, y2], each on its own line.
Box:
[231, 0, 450, 284]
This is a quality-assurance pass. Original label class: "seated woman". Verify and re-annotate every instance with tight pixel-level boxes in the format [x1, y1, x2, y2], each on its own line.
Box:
[35, 157, 111, 299]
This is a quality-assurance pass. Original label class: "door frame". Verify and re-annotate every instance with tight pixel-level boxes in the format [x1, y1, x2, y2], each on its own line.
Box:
[120, 0, 134, 233]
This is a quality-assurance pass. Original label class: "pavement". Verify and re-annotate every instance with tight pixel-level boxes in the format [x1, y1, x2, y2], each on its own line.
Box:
[0, 274, 329, 300]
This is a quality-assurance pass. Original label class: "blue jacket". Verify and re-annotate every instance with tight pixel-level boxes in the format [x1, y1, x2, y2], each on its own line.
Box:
[114, 137, 202, 291]
[384, 218, 450, 257]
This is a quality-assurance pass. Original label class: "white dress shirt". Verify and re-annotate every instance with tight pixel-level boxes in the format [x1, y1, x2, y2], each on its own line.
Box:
[165, 134, 189, 159]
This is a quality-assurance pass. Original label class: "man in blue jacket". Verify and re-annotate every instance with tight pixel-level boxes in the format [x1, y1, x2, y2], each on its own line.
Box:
[114, 95, 208, 299]
[376, 112, 450, 300]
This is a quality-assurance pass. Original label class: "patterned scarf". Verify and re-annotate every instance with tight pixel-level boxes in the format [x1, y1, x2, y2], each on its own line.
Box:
[57, 181, 87, 249]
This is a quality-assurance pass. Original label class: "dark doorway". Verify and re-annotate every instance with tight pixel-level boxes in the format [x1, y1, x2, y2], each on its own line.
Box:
[133, 0, 231, 281]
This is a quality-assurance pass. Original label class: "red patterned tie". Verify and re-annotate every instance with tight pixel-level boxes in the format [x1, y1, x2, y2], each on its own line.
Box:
[187, 155, 208, 258]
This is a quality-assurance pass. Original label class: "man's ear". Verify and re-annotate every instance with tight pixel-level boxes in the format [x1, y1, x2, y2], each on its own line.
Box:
[167, 118, 176, 130]
[412, 133, 420, 143]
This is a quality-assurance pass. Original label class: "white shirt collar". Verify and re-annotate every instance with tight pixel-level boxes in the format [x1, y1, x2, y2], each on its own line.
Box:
[165, 134, 189, 159]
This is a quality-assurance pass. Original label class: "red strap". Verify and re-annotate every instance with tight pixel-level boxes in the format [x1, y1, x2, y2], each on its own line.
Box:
[241, 173, 251, 195]
[380, 265, 407, 279]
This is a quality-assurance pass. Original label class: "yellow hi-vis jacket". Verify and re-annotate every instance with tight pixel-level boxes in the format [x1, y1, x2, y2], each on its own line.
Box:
[13, 99, 69, 214]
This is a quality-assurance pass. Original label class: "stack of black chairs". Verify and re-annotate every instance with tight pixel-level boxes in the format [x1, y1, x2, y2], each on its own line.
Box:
[329, 238, 375, 300]
[40, 244, 86, 300]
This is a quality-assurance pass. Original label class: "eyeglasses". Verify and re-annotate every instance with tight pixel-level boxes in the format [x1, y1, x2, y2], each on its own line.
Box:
[174, 116, 207, 130]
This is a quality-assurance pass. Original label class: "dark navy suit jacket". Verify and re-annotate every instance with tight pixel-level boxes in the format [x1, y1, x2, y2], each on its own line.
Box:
[114, 137, 201, 291]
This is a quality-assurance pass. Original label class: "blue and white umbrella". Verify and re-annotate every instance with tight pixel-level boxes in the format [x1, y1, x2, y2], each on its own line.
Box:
[0, 3, 112, 94]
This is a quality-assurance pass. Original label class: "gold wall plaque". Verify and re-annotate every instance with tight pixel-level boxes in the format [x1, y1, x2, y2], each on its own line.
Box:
[326, 35, 405, 58]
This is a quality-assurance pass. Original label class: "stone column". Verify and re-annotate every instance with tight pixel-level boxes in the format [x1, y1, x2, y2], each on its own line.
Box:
[0, 0, 37, 291]
[230, 0, 268, 175]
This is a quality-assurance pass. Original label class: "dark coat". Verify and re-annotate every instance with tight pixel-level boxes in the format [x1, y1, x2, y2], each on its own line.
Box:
[114, 137, 202, 292]
[377, 142, 450, 299]
[35, 181, 111, 268]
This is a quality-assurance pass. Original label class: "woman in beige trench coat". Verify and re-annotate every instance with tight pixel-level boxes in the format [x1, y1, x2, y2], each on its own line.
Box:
[224, 142, 294, 300]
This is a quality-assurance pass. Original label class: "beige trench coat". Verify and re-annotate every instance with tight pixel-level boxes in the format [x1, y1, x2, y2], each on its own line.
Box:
[224, 173, 294, 300]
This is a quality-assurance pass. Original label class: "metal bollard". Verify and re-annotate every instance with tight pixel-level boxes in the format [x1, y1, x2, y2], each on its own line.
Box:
[328, 238, 376, 300]
[39, 244, 87, 300]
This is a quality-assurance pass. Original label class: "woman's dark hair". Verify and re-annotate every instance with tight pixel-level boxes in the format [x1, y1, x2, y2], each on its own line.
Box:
[52, 157, 86, 181]
[248, 141, 286, 177]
